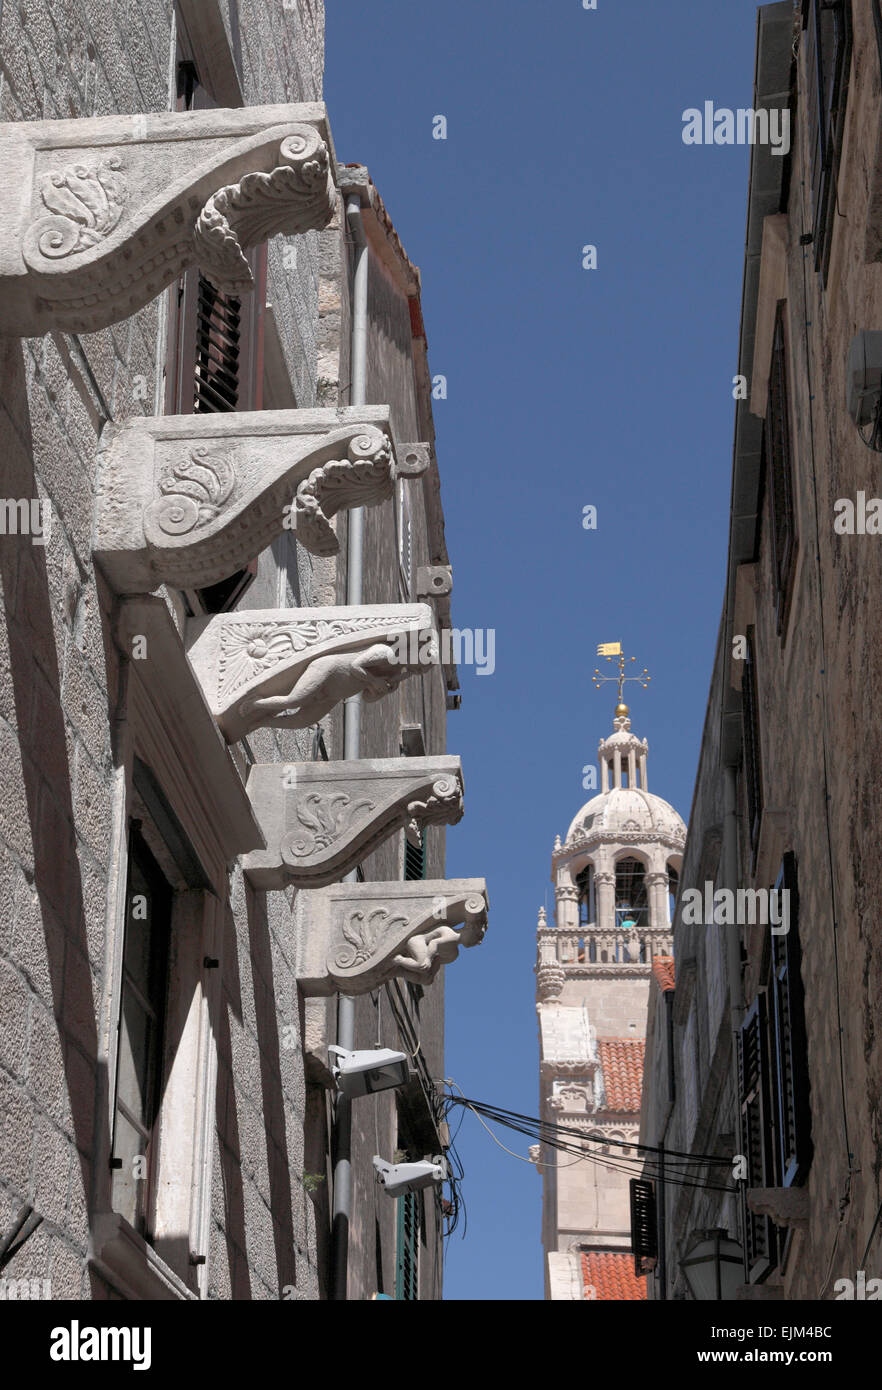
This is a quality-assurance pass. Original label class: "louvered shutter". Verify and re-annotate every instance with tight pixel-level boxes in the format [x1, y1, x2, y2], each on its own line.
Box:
[395, 1191, 419, 1300]
[630, 1178, 657, 1277]
[742, 631, 763, 861]
[738, 995, 777, 1278]
[770, 853, 813, 1186]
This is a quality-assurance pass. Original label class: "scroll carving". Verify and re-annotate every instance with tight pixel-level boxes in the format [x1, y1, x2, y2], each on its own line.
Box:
[294, 879, 489, 996]
[1, 105, 336, 336]
[242, 756, 464, 889]
[93, 409, 423, 591]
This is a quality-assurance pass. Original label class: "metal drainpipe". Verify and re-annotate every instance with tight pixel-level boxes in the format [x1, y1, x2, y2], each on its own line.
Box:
[330, 192, 369, 1302]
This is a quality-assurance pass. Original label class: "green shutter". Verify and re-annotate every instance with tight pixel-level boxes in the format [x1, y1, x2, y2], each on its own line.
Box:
[395, 1192, 419, 1300]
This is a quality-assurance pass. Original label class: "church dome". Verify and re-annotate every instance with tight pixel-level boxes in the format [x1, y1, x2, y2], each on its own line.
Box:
[565, 787, 686, 845]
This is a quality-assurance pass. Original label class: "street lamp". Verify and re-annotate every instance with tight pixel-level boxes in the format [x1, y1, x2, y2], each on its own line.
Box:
[679, 1229, 744, 1301]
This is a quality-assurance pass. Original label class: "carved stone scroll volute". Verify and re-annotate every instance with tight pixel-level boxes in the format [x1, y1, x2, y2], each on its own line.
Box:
[186, 603, 438, 743]
[93, 407, 427, 591]
[0, 104, 336, 336]
[242, 756, 464, 889]
[294, 880, 489, 996]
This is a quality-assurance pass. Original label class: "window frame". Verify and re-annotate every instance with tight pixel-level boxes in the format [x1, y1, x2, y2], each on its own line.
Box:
[764, 303, 798, 637]
[803, 0, 852, 283]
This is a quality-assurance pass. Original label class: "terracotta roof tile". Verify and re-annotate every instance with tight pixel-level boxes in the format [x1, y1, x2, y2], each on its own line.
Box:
[652, 955, 676, 992]
[597, 1038, 645, 1112]
[582, 1251, 646, 1301]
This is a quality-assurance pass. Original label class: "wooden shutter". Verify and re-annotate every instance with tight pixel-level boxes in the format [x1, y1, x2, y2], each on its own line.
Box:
[738, 994, 777, 1278]
[765, 304, 796, 634]
[630, 1178, 657, 1277]
[742, 630, 763, 862]
[770, 853, 813, 1187]
[404, 835, 426, 881]
[395, 1191, 420, 1300]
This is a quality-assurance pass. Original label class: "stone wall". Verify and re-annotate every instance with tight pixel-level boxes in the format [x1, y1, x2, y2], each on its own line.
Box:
[0, 0, 452, 1304]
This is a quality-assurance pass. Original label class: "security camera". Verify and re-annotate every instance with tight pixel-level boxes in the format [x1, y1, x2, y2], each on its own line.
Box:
[847, 331, 882, 448]
[372, 1154, 448, 1198]
[328, 1046, 409, 1099]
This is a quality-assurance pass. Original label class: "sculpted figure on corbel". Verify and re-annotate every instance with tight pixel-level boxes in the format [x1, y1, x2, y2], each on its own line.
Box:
[242, 755, 464, 889]
[0, 104, 336, 336]
[186, 603, 437, 743]
[93, 406, 429, 591]
[294, 880, 489, 996]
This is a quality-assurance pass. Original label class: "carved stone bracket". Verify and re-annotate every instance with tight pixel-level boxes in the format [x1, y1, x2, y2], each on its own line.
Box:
[746, 1187, 810, 1232]
[0, 103, 336, 335]
[294, 879, 489, 996]
[186, 603, 437, 743]
[242, 755, 464, 889]
[94, 407, 426, 590]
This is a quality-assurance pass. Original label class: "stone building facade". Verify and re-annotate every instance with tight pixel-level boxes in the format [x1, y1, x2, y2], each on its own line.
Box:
[640, 0, 882, 1300]
[535, 697, 684, 1299]
[0, 0, 482, 1302]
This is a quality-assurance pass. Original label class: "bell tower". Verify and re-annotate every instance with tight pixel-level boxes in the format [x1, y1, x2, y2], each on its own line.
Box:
[534, 646, 685, 1300]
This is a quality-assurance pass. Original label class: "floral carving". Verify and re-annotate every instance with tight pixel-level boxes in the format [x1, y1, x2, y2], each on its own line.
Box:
[335, 908, 411, 970]
[218, 616, 407, 699]
[283, 792, 377, 859]
[146, 447, 236, 537]
[28, 156, 127, 259]
[195, 127, 335, 295]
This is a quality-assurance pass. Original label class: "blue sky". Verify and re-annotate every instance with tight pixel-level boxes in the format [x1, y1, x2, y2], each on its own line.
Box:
[325, 0, 762, 1300]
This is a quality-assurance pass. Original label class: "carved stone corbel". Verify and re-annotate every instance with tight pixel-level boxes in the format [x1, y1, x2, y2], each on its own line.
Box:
[186, 603, 437, 743]
[242, 755, 464, 889]
[746, 1187, 810, 1232]
[93, 407, 428, 590]
[0, 103, 336, 335]
[294, 879, 489, 996]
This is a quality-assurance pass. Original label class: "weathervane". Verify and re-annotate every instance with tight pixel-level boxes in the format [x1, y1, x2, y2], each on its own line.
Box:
[593, 642, 651, 716]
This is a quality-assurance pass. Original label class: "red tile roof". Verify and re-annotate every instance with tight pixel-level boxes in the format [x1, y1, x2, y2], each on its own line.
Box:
[597, 1038, 645, 1112]
[582, 1251, 647, 1301]
[652, 955, 676, 992]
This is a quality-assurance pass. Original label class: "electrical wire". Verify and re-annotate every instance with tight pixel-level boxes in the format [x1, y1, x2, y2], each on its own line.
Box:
[441, 1087, 739, 1197]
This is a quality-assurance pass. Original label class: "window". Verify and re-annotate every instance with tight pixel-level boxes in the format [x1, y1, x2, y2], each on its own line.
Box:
[737, 993, 778, 1279]
[630, 1178, 658, 1276]
[395, 1191, 420, 1300]
[804, 0, 852, 282]
[764, 304, 797, 635]
[769, 854, 813, 1187]
[615, 858, 648, 928]
[576, 865, 595, 926]
[404, 834, 426, 881]
[667, 864, 679, 924]
[398, 482, 413, 600]
[165, 48, 264, 615]
[738, 852, 812, 1280]
[110, 827, 173, 1241]
[741, 629, 764, 864]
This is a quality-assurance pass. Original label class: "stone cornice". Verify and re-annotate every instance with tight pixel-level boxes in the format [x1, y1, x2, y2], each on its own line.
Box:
[94, 408, 427, 590]
[242, 755, 463, 889]
[295, 879, 488, 996]
[553, 828, 687, 861]
[0, 103, 336, 335]
[186, 603, 435, 743]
